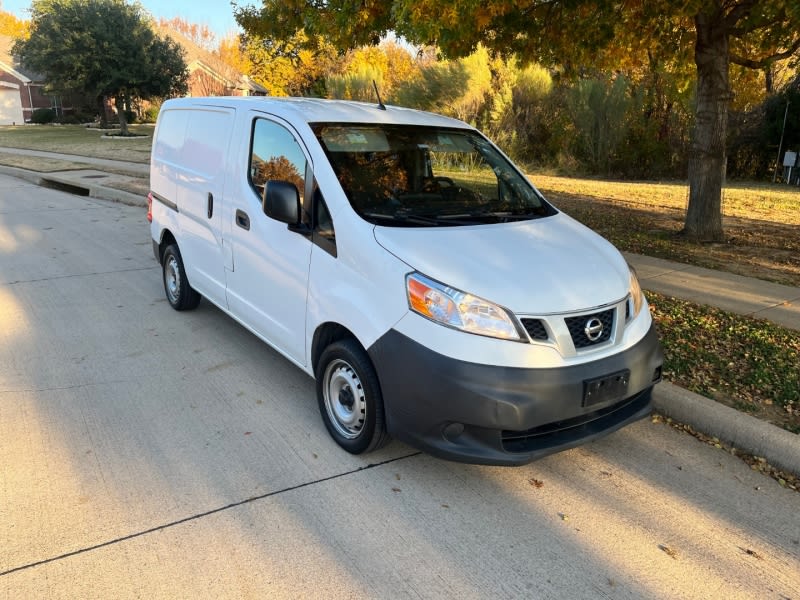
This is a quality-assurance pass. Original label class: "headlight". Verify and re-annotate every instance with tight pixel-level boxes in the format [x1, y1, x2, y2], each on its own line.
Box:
[628, 265, 644, 319]
[406, 272, 522, 341]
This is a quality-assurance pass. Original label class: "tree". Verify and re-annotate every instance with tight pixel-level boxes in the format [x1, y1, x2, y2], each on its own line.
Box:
[325, 42, 419, 102]
[236, 0, 800, 242]
[393, 45, 492, 124]
[13, 0, 188, 134]
[0, 10, 30, 38]
[217, 33, 252, 75]
[243, 31, 335, 96]
[158, 16, 215, 52]
[327, 45, 389, 101]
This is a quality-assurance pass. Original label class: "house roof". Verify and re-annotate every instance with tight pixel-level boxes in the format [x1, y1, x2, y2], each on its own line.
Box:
[153, 25, 266, 95]
[0, 34, 42, 83]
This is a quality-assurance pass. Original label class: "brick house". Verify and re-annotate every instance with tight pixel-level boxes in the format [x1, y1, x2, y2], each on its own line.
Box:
[0, 34, 71, 124]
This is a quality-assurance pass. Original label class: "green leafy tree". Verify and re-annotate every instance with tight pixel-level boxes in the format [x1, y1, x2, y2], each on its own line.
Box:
[236, 0, 800, 242]
[13, 0, 188, 134]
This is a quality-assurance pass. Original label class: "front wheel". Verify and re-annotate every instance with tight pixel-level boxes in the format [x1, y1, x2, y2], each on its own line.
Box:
[162, 244, 201, 311]
[316, 339, 389, 454]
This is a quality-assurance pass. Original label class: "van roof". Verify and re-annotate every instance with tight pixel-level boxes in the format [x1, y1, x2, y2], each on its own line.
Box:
[161, 96, 472, 130]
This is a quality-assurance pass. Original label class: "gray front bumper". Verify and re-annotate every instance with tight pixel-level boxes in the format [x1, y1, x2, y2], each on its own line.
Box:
[368, 324, 663, 466]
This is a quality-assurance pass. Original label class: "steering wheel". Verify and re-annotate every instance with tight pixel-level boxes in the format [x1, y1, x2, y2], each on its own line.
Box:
[422, 176, 455, 193]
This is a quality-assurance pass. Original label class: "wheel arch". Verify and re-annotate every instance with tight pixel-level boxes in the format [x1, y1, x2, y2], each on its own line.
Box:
[311, 322, 361, 376]
[157, 229, 177, 264]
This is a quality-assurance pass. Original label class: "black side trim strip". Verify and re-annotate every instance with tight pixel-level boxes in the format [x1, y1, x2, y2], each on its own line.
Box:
[151, 191, 178, 213]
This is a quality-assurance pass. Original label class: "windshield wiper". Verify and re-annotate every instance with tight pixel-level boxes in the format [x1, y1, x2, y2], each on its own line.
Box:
[469, 204, 551, 220]
[364, 211, 476, 226]
[469, 211, 534, 221]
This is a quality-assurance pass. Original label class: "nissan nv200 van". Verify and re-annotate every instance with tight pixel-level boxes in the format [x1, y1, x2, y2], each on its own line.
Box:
[148, 97, 663, 466]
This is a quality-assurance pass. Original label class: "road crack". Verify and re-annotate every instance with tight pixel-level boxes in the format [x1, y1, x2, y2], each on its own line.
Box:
[0, 452, 421, 577]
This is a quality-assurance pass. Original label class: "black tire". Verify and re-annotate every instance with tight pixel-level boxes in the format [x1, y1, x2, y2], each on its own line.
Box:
[316, 339, 389, 454]
[162, 244, 201, 311]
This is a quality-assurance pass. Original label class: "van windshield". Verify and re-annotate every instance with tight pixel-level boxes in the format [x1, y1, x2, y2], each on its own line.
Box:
[312, 124, 556, 227]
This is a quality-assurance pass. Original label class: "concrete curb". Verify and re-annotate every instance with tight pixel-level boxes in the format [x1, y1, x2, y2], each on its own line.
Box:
[88, 185, 146, 207]
[0, 164, 145, 207]
[0, 164, 42, 186]
[654, 381, 800, 476]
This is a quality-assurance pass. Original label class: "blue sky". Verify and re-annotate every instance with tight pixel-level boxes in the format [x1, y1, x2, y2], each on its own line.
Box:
[1, 0, 242, 38]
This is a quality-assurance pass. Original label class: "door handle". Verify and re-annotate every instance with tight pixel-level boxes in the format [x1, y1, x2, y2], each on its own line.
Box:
[235, 209, 250, 231]
[207, 193, 213, 219]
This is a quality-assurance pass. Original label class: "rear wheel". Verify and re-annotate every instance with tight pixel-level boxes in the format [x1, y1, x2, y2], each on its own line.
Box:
[162, 244, 201, 311]
[316, 339, 389, 454]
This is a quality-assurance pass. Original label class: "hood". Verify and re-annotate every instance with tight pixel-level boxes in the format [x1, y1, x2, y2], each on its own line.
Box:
[373, 213, 630, 314]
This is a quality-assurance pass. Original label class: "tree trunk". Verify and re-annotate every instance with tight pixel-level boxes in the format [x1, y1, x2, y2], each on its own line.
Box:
[96, 95, 108, 128]
[116, 95, 129, 135]
[685, 9, 729, 242]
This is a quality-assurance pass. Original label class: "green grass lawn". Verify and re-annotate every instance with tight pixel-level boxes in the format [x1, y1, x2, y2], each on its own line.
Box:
[0, 124, 152, 163]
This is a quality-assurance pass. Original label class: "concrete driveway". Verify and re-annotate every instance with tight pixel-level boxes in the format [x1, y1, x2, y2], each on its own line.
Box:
[1, 173, 799, 599]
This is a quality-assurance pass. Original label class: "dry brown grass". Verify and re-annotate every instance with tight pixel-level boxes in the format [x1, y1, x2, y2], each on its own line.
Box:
[532, 175, 800, 286]
[0, 151, 93, 172]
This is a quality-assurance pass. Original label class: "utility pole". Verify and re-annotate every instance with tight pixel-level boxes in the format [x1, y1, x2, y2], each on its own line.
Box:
[773, 100, 790, 183]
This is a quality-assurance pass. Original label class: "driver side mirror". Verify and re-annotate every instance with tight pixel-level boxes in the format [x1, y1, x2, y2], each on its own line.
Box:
[263, 180, 300, 225]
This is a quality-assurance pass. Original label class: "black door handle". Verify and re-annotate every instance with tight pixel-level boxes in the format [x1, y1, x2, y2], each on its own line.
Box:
[236, 209, 250, 230]
[207, 193, 213, 219]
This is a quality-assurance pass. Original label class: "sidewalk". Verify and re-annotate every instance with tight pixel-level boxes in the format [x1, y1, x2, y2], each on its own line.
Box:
[0, 146, 148, 175]
[0, 150, 146, 205]
[626, 253, 800, 331]
[2, 151, 799, 475]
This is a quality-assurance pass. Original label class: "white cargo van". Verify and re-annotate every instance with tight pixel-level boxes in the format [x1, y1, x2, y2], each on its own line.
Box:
[148, 97, 663, 466]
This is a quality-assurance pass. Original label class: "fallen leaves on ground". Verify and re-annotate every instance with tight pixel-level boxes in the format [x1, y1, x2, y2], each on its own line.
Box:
[648, 292, 800, 434]
[659, 544, 679, 559]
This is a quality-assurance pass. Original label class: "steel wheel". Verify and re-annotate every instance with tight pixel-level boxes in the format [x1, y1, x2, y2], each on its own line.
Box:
[315, 338, 388, 454]
[164, 254, 181, 305]
[322, 359, 367, 439]
[161, 244, 201, 311]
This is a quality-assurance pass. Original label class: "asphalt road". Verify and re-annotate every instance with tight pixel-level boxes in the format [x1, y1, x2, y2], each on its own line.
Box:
[1, 173, 799, 599]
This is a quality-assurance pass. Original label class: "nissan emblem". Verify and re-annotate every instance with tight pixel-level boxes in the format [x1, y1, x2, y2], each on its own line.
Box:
[584, 317, 604, 342]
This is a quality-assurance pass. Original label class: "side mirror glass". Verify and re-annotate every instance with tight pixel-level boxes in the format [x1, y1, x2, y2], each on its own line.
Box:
[263, 180, 300, 225]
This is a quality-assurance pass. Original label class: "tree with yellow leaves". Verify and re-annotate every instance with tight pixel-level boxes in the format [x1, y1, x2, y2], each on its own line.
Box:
[0, 9, 29, 39]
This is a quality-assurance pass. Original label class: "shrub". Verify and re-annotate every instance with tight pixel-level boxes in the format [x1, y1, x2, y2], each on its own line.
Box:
[56, 114, 81, 125]
[31, 108, 56, 124]
[142, 105, 160, 123]
[73, 112, 95, 124]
